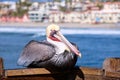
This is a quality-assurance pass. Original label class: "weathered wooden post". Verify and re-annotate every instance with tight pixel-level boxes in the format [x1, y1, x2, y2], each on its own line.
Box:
[103, 57, 120, 78]
[0, 58, 4, 80]
[103, 58, 120, 72]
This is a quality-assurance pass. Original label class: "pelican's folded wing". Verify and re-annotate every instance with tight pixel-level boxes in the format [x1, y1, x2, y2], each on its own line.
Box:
[17, 40, 55, 66]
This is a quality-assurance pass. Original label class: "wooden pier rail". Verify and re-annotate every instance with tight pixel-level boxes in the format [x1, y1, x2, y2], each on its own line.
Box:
[0, 57, 120, 80]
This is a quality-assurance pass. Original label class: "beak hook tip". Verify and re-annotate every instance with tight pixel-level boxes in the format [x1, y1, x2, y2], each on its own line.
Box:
[78, 53, 82, 58]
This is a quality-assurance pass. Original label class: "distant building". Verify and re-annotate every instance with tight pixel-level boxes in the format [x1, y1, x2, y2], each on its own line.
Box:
[0, 1, 17, 11]
[0, 0, 17, 16]
[28, 9, 49, 22]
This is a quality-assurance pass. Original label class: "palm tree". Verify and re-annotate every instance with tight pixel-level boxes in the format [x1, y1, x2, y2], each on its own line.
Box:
[54, 0, 61, 2]
[16, 0, 31, 17]
[65, 0, 72, 11]
[111, 0, 120, 2]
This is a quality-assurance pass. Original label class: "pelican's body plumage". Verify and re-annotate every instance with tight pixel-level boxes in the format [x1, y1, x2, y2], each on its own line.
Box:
[17, 24, 81, 70]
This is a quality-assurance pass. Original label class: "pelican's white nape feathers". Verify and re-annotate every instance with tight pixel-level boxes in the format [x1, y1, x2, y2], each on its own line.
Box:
[46, 24, 60, 37]
[17, 24, 81, 70]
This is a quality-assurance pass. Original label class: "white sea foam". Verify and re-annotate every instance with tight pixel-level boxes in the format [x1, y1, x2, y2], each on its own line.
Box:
[0, 27, 45, 34]
[0, 27, 120, 35]
[61, 29, 120, 35]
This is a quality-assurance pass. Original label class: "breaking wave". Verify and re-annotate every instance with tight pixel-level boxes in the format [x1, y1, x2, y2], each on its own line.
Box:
[0, 27, 45, 34]
[1, 27, 120, 36]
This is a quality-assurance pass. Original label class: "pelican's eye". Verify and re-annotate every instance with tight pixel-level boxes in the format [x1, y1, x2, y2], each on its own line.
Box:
[50, 30, 57, 37]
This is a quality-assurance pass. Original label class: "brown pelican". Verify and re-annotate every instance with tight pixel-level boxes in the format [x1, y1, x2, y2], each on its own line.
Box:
[17, 24, 81, 70]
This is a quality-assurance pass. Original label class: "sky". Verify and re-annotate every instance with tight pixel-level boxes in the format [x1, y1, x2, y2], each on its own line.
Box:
[0, 0, 53, 2]
[0, 0, 18, 2]
[1, 0, 118, 2]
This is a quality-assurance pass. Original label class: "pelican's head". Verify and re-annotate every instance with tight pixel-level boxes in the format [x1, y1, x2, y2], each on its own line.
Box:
[46, 24, 60, 41]
[46, 24, 81, 57]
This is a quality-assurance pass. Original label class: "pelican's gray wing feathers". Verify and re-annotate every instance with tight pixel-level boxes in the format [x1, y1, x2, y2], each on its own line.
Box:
[17, 40, 55, 66]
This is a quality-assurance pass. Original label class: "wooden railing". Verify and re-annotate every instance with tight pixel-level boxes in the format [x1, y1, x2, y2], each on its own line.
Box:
[0, 57, 120, 80]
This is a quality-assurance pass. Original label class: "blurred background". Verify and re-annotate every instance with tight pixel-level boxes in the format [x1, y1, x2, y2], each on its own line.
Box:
[0, 0, 120, 69]
[0, 0, 120, 23]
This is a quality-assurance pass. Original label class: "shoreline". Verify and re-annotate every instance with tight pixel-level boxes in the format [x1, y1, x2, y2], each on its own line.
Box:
[0, 22, 120, 28]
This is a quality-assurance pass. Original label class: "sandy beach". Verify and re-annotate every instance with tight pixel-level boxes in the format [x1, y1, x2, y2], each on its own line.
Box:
[0, 22, 120, 28]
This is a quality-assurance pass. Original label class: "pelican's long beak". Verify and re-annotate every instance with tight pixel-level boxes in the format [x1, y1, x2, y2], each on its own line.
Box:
[56, 31, 82, 58]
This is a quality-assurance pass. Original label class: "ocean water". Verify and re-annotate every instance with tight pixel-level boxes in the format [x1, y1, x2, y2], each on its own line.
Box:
[0, 27, 120, 69]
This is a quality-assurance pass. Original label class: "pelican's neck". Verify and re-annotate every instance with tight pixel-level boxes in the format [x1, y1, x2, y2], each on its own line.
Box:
[47, 37, 70, 54]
